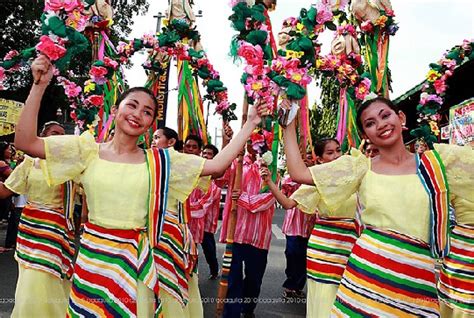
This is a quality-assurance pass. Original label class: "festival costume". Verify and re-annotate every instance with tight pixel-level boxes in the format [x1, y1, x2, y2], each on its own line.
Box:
[220, 156, 276, 318]
[41, 132, 205, 317]
[156, 177, 209, 318]
[435, 144, 474, 317]
[303, 145, 472, 317]
[280, 177, 316, 293]
[291, 184, 357, 318]
[5, 156, 76, 317]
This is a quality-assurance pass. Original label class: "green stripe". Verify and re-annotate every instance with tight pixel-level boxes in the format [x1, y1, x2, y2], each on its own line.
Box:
[349, 256, 436, 295]
[81, 248, 137, 279]
[156, 249, 186, 277]
[451, 232, 474, 244]
[366, 230, 430, 256]
[309, 243, 352, 256]
[22, 215, 63, 230]
[138, 254, 153, 282]
[19, 231, 66, 252]
[315, 224, 357, 236]
[439, 295, 474, 311]
[448, 252, 474, 264]
[73, 278, 129, 317]
[16, 251, 62, 274]
[334, 299, 366, 317]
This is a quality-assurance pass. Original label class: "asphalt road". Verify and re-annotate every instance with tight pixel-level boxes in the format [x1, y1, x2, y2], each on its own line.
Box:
[0, 208, 306, 317]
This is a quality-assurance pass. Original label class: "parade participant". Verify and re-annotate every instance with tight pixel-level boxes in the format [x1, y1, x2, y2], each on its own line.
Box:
[14, 55, 268, 317]
[200, 144, 222, 280]
[0, 121, 76, 317]
[151, 127, 178, 150]
[282, 96, 473, 317]
[261, 138, 358, 317]
[220, 143, 276, 318]
[0, 142, 13, 225]
[363, 140, 380, 158]
[259, 167, 316, 300]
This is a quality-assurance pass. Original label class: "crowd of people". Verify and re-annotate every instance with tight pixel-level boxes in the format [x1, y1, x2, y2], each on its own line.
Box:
[0, 54, 472, 318]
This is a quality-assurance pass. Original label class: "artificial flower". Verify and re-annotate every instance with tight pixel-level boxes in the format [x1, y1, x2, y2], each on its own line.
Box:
[237, 42, 264, 67]
[433, 79, 447, 95]
[355, 78, 371, 100]
[360, 20, 374, 33]
[4, 50, 19, 60]
[84, 80, 96, 93]
[261, 151, 273, 166]
[374, 15, 388, 28]
[316, 2, 333, 24]
[426, 69, 441, 82]
[104, 57, 118, 69]
[85, 94, 104, 107]
[89, 66, 108, 84]
[36, 35, 67, 61]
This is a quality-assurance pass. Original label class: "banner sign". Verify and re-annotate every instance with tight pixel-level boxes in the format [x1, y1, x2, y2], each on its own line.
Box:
[449, 98, 474, 145]
[0, 99, 24, 136]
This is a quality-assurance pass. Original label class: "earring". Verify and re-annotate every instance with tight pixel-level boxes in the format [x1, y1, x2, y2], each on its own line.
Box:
[402, 122, 408, 131]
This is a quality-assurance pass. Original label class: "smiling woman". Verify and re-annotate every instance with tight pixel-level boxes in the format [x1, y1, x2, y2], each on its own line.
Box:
[13, 55, 268, 317]
[281, 95, 474, 317]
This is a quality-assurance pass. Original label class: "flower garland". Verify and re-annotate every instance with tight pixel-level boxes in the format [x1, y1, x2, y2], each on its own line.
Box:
[0, 0, 90, 89]
[411, 40, 474, 146]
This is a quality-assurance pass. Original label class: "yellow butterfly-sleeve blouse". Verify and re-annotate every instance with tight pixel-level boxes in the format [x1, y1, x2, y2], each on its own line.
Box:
[5, 156, 63, 208]
[40, 132, 205, 229]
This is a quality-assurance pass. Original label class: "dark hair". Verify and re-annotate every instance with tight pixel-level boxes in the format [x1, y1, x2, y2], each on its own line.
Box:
[0, 142, 10, 161]
[174, 140, 184, 152]
[185, 134, 203, 149]
[356, 96, 399, 133]
[203, 144, 219, 157]
[160, 127, 178, 141]
[115, 87, 159, 119]
[314, 138, 340, 157]
[40, 121, 64, 136]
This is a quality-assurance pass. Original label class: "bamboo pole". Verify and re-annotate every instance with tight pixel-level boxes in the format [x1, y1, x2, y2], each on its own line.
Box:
[216, 96, 248, 316]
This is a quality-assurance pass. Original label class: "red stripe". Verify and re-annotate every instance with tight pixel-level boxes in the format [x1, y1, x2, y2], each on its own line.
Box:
[308, 260, 345, 277]
[345, 259, 435, 301]
[85, 222, 141, 240]
[353, 243, 434, 282]
[450, 245, 474, 258]
[74, 263, 136, 313]
[17, 236, 66, 260]
[18, 225, 73, 252]
[421, 155, 444, 244]
[312, 229, 357, 244]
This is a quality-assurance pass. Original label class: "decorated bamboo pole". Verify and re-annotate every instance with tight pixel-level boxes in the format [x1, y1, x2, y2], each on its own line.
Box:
[216, 96, 248, 317]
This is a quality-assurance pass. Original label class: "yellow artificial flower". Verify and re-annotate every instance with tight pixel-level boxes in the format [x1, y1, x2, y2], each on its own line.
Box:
[252, 82, 263, 91]
[84, 81, 96, 93]
[429, 121, 440, 136]
[375, 15, 388, 28]
[286, 50, 304, 59]
[315, 58, 323, 69]
[292, 73, 302, 81]
[426, 70, 441, 82]
[296, 23, 305, 33]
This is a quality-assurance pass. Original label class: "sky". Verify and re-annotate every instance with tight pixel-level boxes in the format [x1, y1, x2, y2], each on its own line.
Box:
[124, 0, 474, 145]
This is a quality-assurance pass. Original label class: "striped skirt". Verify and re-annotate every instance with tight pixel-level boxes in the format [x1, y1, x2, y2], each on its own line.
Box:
[307, 218, 358, 284]
[331, 227, 440, 317]
[155, 210, 197, 307]
[438, 224, 474, 314]
[16, 205, 76, 280]
[67, 222, 161, 318]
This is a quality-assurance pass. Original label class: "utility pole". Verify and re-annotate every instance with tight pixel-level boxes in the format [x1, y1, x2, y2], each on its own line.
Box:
[153, 11, 166, 33]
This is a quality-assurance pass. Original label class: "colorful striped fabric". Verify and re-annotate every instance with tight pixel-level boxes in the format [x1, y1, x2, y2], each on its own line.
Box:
[306, 218, 358, 285]
[16, 205, 76, 280]
[331, 227, 440, 317]
[438, 224, 474, 314]
[67, 222, 161, 318]
[155, 209, 195, 307]
[146, 147, 170, 249]
[417, 150, 450, 258]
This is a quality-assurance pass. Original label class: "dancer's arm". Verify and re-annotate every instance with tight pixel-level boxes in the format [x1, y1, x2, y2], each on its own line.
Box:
[260, 166, 296, 210]
[282, 118, 314, 185]
[14, 56, 53, 158]
[201, 102, 267, 176]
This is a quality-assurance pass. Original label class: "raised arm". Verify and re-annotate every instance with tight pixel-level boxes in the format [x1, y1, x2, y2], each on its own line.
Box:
[14, 56, 53, 158]
[260, 166, 296, 210]
[201, 102, 266, 177]
[282, 118, 314, 185]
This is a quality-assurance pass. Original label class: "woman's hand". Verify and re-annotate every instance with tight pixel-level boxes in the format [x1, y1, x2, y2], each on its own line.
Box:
[247, 99, 270, 126]
[223, 121, 234, 141]
[231, 189, 241, 201]
[259, 166, 271, 184]
[31, 55, 53, 86]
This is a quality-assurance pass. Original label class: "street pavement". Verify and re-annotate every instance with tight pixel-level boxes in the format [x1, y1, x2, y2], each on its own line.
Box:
[0, 208, 306, 317]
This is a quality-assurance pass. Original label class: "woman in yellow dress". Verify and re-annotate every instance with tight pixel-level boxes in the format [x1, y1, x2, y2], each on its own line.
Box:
[0, 121, 75, 317]
[282, 96, 473, 317]
[14, 55, 268, 317]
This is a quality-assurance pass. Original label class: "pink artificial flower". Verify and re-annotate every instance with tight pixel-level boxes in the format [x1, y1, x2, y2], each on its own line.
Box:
[420, 93, 443, 106]
[63, 0, 82, 12]
[322, 0, 349, 11]
[4, 50, 19, 60]
[355, 78, 371, 100]
[89, 66, 108, 84]
[45, 0, 81, 12]
[141, 33, 156, 47]
[44, 0, 64, 11]
[104, 57, 118, 69]
[216, 100, 229, 114]
[263, 129, 274, 148]
[282, 17, 298, 28]
[0, 67, 6, 90]
[238, 42, 264, 67]
[433, 79, 447, 95]
[36, 35, 67, 61]
[85, 94, 104, 107]
[316, 2, 333, 24]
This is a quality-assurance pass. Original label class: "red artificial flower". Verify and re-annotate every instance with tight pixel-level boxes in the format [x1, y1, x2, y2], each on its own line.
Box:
[36, 35, 67, 61]
[85, 94, 104, 107]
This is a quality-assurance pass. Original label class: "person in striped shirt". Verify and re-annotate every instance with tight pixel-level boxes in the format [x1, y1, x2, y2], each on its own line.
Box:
[220, 143, 276, 318]
[259, 154, 317, 301]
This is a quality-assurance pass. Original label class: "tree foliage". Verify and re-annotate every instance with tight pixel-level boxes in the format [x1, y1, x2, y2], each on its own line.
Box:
[309, 76, 339, 142]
